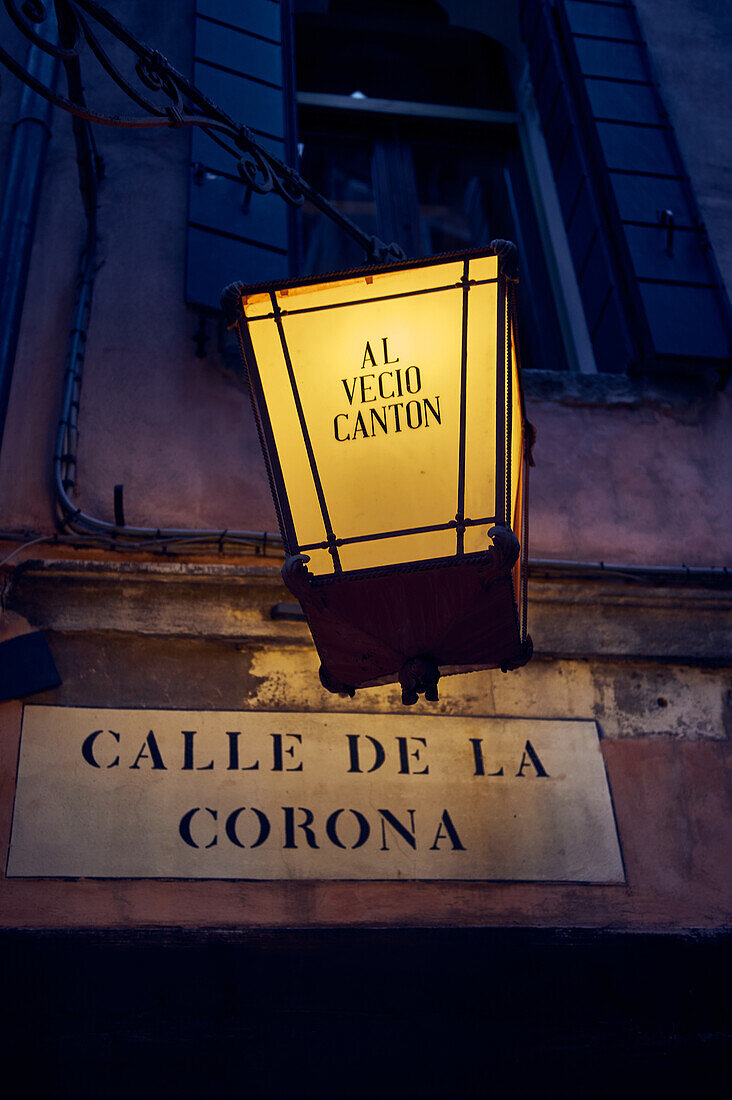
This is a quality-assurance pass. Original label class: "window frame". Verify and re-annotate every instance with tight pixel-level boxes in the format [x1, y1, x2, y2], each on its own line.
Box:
[296, 88, 597, 373]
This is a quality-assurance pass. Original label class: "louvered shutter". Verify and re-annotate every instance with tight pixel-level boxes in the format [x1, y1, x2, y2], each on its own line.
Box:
[520, 0, 732, 377]
[186, 0, 297, 313]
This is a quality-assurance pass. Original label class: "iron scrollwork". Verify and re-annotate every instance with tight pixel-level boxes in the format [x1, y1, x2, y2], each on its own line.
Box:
[0, 0, 404, 264]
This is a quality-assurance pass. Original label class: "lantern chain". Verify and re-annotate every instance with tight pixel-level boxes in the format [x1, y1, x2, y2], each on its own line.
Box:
[0, 0, 405, 265]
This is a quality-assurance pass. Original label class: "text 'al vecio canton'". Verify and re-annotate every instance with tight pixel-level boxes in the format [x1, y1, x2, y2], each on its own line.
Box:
[333, 337, 442, 441]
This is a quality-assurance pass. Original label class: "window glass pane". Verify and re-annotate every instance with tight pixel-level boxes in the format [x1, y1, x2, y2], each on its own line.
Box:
[295, 4, 514, 111]
[298, 112, 566, 370]
[299, 130, 378, 274]
[283, 281, 465, 571]
[410, 134, 515, 255]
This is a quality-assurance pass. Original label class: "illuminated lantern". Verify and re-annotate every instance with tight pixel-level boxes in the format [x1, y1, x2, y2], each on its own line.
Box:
[225, 244, 533, 704]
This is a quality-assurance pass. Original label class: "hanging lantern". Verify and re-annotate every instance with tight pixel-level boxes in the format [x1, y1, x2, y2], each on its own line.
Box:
[224, 243, 534, 704]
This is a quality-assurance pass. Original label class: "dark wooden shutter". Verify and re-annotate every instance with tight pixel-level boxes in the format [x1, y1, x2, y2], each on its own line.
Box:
[186, 0, 297, 313]
[520, 0, 732, 378]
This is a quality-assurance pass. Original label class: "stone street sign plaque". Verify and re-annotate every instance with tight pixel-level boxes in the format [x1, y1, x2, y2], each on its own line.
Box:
[7, 707, 624, 881]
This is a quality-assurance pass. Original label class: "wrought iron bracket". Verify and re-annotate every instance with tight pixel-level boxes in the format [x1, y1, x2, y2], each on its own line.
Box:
[0, 0, 404, 265]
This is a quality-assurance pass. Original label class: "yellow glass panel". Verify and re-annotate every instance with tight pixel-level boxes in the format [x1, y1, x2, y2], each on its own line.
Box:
[246, 316, 327, 553]
[467, 254, 499, 284]
[243, 260, 465, 323]
[513, 452, 525, 618]
[463, 278, 498, 555]
[244, 255, 504, 576]
[278, 260, 464, 313]
[338, 528, 456, 572]
[243, 294, 274, 318]
[281, 283, 463, 573]
[301, 547, 332, 574]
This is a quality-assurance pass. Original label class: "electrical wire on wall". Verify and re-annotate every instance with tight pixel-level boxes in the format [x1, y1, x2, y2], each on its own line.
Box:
[4, 98, 284, 561]
[0, 10, 728, 589]
[2, 111, 730, 592]
[2, 116, 730, 589]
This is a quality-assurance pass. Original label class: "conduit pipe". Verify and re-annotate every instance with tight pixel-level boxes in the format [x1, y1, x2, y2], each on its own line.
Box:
[51, 85, 281, 555]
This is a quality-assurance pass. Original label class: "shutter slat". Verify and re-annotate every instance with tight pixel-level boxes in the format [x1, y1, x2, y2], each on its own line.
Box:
[197, 0, 281, 41]
[187, 227, 287, 311]
[521, 0, 732, 374]
[597, 121, 677, 175]
[591, 292, 629, 373]
[574, 38, 647, 81]
[554, 138, 586, 223]
[579, 234, 613, 334]
[195, 22, 283, 88]
[639, 284, 731, 359]
[566, 182, 597, 271]
[565, 1, 635, 40]
[543, 85, 573, 170]
[193, 62, 285, 139]
[625, 226, 712, 284]
[609, 172, 694, 227]
[585, 78, 658, 124]
[191, 131, 285, 177]
[186, 1, 294, 313]
[520, 0, 634, 372]
[189, 175, 288, 249]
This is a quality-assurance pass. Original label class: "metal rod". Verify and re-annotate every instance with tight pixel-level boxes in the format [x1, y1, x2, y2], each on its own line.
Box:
[245, 277, 498, 322]
[0, 0, 403, 265]
[455, 259, 470, 556]
[50, 110, 284, 555]
[271, 293, 342, 571]
[528, 558, 731, 586]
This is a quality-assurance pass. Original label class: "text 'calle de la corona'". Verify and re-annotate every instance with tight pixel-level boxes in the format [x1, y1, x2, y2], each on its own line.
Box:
[10, 708, 625, 882]
[80, 727, 550, 854]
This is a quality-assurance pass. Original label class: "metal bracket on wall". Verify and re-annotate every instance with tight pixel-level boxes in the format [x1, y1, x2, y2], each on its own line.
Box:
[0, 0, 404, 266]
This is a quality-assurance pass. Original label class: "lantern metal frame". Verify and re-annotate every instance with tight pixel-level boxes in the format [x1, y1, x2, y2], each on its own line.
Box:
[226, 243, 534, 705]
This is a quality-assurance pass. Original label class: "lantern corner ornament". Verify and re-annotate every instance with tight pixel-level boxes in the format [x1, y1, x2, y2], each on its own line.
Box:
[224, 242, 534, 705]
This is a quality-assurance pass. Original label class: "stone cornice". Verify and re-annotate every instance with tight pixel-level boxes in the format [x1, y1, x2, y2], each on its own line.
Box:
[4, 558, 730, 665]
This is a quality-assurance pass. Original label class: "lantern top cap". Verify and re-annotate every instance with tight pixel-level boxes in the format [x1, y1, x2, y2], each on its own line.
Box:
[220, 241, 518, 324]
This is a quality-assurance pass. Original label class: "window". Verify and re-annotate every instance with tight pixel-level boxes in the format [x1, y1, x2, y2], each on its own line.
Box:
[185, 0, 732, 381]
[294, 0, 568, 372]
[520, 0, 732, 380]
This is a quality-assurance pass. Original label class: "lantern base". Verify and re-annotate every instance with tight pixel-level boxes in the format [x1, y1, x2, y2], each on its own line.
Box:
[282, 526, 532, 702]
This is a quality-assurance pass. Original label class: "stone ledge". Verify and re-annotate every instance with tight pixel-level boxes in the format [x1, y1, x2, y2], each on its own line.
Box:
[4, 558, 731, 664]
[523, 369, 720, 418]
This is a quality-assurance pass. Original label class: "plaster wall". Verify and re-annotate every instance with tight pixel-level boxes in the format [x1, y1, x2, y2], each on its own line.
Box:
[0, 557, 729, 930]
[0, 1, 730, 933]
[0, 628, 730, 930]
[0, 1, 730, 568]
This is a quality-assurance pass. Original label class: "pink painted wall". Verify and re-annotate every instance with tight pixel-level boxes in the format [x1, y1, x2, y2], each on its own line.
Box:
[0, 2, 730, 568]
[0, 1, 730, 934]
[0, 698, 729, 929]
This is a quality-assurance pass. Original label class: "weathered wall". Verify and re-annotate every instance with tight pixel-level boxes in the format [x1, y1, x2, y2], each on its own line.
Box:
[0, 0, 277, 536]
[1, 635, 730, 929]
[0, 558, 729, 929]
[0, 0, 730, 566]
[0, 1, 730, 933]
